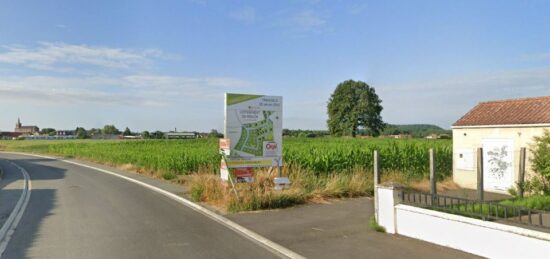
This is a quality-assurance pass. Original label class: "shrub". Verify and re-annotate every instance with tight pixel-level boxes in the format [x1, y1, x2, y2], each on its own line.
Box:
[525, 130, 550, 195]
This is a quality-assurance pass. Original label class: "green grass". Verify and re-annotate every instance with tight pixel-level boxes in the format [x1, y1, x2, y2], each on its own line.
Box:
[432, 195, 550, 221]
[500, 196, 550, 211]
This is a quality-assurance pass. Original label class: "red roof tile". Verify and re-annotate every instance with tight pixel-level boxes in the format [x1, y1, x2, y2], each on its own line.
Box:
[453, 96, 550, 127]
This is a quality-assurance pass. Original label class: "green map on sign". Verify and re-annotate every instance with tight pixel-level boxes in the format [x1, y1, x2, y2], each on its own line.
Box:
[234, 110, 275, 156]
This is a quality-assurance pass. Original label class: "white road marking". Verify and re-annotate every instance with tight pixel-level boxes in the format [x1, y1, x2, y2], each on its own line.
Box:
[0, 161, 32, 258]
[0, 152, 305, 259]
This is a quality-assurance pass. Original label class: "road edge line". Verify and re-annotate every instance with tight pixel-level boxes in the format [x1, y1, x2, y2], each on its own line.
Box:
[0, 161, 32, 257]
[0, 152, 305, 259]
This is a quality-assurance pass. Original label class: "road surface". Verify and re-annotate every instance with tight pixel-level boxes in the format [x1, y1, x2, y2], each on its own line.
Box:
[0, 153, 280, 259]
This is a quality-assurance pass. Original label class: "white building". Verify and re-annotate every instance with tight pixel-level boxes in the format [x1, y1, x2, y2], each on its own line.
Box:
[452, 96, 550, 193]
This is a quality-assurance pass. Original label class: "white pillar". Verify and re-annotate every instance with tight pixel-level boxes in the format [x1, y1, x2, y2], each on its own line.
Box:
[376, 184, 400, 234]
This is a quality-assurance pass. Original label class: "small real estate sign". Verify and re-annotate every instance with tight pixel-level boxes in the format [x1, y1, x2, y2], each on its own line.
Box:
[223, 93, 283, 171]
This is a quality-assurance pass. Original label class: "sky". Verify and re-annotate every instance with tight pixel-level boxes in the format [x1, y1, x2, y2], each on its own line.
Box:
[0, 0, 549, 132]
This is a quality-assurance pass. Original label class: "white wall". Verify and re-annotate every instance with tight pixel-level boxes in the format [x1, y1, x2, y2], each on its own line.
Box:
[452, 125, 549, 191]
[395, 204, 550, 258]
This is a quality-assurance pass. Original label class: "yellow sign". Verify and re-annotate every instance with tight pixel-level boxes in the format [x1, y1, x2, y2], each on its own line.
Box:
[225, 159, 274, 168]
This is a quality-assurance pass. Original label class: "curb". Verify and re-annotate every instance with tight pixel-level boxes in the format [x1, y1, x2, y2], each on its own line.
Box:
[0, 152, 305, 259]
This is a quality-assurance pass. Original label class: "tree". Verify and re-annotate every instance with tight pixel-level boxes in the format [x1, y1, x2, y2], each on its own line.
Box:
[40, 128, 56, 136]
[327, 80, 384, 137]
[208, 129, 223, 138]
[151, 131, 165, 139]
[142, 131, 151, 139]
[525, 130, 550, 195]
[88, 128, 102, 136]
[75, 127, 88, 139]
[102, 125, 120, 135]
[123, 127, 132, 136]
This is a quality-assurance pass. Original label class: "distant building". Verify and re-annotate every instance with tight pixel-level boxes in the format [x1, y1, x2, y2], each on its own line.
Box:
[57, 130, 75, 136]
[24, 135, 76, 140]
[392, 134, 412, 139]
[14, 118, 39, 135]
[0, 132, 23, 140]
[165, 132, 198, 139]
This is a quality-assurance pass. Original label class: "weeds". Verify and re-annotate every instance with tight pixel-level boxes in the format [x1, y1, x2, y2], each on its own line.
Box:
[369, 216, 386, 232]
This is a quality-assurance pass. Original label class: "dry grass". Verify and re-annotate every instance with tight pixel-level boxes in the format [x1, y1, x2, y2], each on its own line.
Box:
[187, 165, 382, 213]
[409, 178, 460, 193]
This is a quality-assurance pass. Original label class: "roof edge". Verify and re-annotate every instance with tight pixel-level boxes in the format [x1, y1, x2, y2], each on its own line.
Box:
[477, 95, 550, 105]
[452, 123, 550, 129]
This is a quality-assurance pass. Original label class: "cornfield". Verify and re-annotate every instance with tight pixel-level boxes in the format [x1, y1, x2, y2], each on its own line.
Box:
[0, 137, 452, 179]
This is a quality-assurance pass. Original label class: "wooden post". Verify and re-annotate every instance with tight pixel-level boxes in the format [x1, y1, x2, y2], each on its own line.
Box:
[374, 150, 380, 221]
[374, 150, 381, 185]
[429, 148, 436, 205]
[477, 147, 484, 202]
[518, 147, 526, 199]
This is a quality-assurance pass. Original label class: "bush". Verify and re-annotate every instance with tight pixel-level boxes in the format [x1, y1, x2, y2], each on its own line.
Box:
[525, 130, 550, 195]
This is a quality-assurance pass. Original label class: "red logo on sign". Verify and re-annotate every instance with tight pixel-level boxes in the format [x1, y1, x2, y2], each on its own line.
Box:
[265, 143, 277, 150]
[235, 167, 255, 178]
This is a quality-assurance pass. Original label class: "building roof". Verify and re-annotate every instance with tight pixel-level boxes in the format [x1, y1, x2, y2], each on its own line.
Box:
[453, 96, 550, 127]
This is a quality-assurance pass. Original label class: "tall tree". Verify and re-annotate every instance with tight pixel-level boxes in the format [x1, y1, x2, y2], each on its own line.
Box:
[75, 127, 88, 139]
[40, 128, 56, 136]
[103, 125, 120, 135]
[151, 131, 165, 139]
[327, 80, 384, 137]
[142, 131, 151, 139]
[123, 127, 132, 136]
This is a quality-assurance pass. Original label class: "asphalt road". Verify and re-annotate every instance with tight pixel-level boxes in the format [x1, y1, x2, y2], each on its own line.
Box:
[0, 153, 280, 259]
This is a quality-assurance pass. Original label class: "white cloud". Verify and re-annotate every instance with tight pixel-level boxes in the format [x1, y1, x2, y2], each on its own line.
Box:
[348, 3, 368, 15]
[0, 42, 165, 71]
[279, 10, 327, 34]
[229, 7, 256, 23]
[376, 67, 550, 127]
[521, 53, 550, 62]
[0, 75, 254, 106]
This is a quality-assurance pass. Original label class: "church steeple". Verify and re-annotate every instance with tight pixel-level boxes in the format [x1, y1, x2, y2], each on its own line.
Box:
[16, 117, 21, 128]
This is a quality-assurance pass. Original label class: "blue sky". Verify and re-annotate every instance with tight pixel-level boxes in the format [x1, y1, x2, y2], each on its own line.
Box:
[0, 0, 549, 132]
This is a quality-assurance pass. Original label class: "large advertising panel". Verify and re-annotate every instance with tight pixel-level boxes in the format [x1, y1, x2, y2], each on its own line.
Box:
[223, 93, 283, 168]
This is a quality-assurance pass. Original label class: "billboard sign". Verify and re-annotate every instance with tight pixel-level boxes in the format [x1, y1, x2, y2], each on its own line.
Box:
[224, 93, 283, 168]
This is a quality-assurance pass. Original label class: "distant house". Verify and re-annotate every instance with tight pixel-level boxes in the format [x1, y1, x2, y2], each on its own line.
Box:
[123, 135, 142, 139]
[452, 96, 550, 192]
[0, 132, 23, 140]
[392, 134, 412, 139]
[165, 132, 198, 139]
[14, 118, 39, 135]
[57, 130, 75, 136]
[24, 135, 76, 140]
[425, 134, 450, 139]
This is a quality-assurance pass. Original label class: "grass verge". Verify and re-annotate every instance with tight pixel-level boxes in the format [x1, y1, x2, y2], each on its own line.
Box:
[186, 164, 430, 213]
[368, 215, 386, 232]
